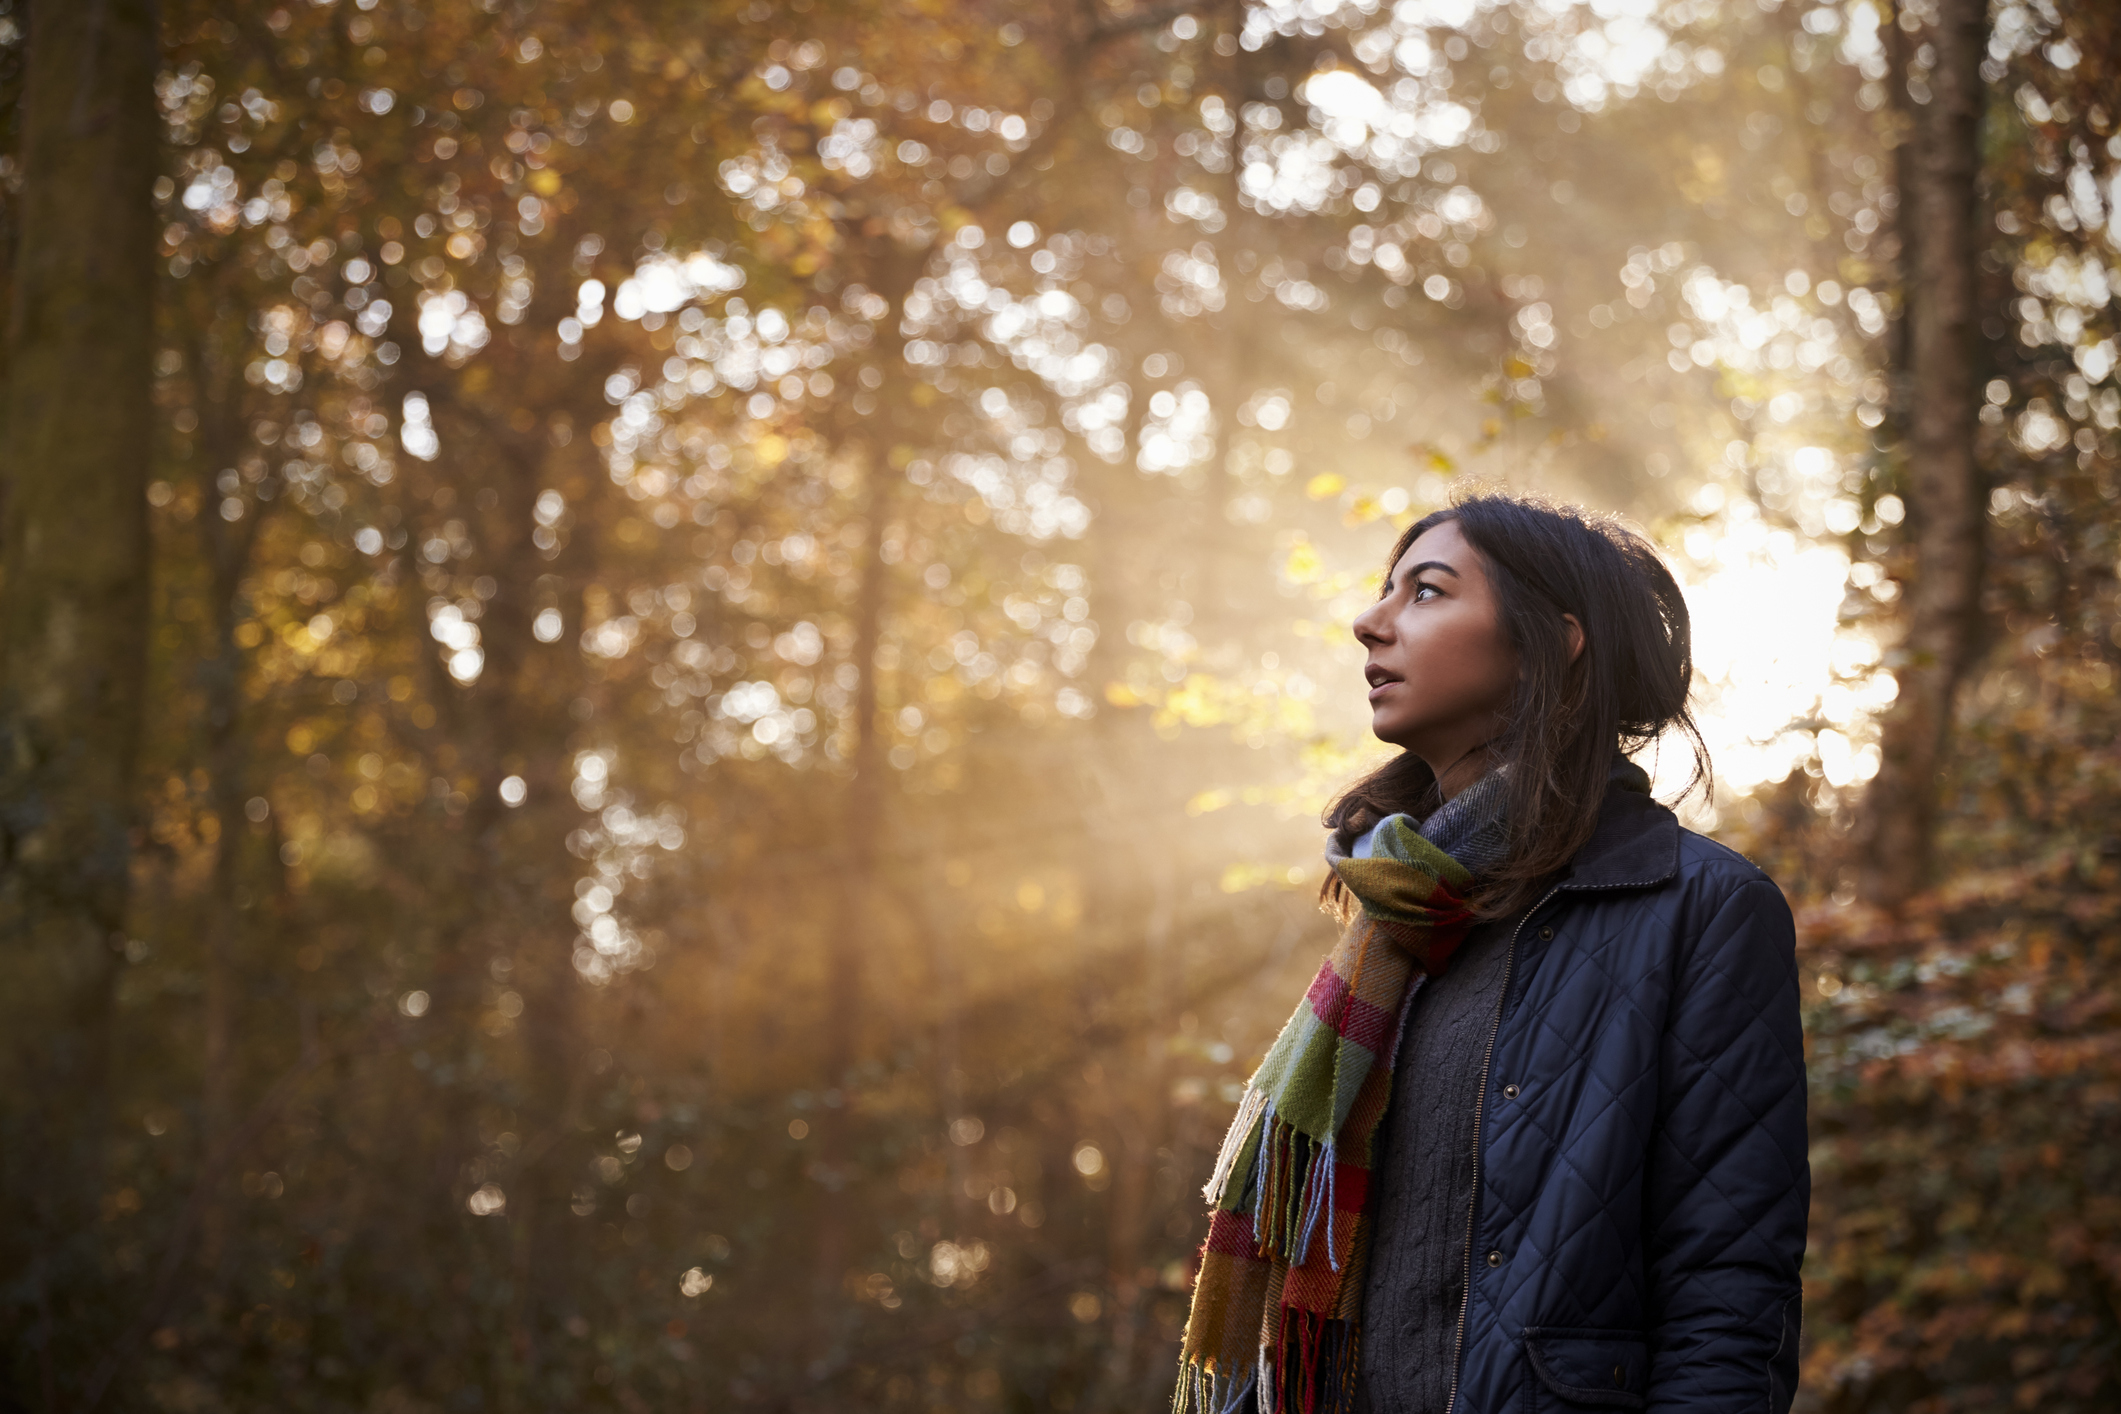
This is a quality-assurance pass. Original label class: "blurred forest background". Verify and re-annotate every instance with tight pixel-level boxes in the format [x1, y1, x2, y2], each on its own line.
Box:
[1, 0, 2117, 1410]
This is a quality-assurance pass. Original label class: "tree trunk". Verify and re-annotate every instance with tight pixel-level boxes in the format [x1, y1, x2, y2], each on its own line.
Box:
[1860, 0, 1988, 906]
[412, 336, 604, 1394]
[190, 324, 262, 1279]
[197, 565, 247, 1276]
[811, 439, 892, 1303]
[476, 405, 595, 1398]
[0, 0, 159, 1404]
[809, 246, 922, 1304]
[1095, 861, 1175, 1406]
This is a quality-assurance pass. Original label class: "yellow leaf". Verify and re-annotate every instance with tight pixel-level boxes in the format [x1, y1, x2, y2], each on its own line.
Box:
[1305, 472, 1345, 500]
[1104, 681, 1142, 707]
[1185, 789, 1234, 817]
[1284, 538, 1324, 584]
[528, 169, 562, 196]
[1219, 863, 1285, 894]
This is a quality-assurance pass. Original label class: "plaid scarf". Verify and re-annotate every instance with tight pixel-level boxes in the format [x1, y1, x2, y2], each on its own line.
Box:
[1173, 775, 1507, 1414]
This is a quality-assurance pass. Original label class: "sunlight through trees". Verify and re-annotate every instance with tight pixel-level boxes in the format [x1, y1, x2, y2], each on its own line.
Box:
[1, 1, 2116, 1411]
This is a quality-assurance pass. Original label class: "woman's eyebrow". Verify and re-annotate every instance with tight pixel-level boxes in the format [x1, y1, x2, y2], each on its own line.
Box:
[1403, 559, 1460, 578]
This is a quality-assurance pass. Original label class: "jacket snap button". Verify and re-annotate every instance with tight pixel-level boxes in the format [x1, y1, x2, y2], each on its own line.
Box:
[1485, 1250, 1501, 1267]
[1537, 926, 1554, 941]
[1502, 1083, 1519, 1099]
[1613, 1365, 1625, 1386]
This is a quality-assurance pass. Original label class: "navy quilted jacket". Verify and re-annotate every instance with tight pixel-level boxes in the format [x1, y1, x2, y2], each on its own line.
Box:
[1447, 782, 1808, 1414]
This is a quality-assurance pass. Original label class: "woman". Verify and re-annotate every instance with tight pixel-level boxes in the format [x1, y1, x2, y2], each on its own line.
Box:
[1175, 495, 1807, 1414]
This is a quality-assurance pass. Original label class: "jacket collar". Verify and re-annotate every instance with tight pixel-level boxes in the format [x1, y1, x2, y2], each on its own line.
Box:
[1557, 771, 1682, 892]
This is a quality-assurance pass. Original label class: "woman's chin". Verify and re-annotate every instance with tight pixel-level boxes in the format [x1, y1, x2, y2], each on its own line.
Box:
[1369, 714, 1414, 749]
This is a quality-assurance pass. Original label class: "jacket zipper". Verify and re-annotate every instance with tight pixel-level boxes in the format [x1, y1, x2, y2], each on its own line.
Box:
[1441, 884, 1559, 1414]
[1440, 877, 1658, 1414]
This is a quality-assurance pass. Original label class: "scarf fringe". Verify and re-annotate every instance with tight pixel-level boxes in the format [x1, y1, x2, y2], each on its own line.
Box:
[1172, 1363, 1258, 1414]
[1206, 1095, 1340, 1272]
[1270, 1309, 1360, 1414]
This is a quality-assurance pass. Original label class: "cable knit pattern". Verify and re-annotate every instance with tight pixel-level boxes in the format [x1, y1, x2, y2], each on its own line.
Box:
[1352, 916, 1514, 1414]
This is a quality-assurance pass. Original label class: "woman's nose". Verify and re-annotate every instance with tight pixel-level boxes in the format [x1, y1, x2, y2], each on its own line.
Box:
[1352, 603, 1388, 646]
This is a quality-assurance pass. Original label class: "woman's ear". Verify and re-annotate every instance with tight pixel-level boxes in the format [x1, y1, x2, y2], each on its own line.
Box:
[1562, 613, 1585, 664]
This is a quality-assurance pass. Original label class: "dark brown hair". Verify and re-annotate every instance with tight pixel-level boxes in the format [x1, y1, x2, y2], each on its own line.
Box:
[1325, 492, 1708, 919]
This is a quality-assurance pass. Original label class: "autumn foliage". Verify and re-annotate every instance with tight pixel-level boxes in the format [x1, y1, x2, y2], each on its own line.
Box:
[1, 1, 2118, 1412]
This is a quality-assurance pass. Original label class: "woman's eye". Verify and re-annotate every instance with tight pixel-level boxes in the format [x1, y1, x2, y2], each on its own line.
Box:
[1412, 583, 1440, 602]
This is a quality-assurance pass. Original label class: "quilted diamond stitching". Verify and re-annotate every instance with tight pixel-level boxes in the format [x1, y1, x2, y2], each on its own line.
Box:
[1446, 828, 1808, 1414]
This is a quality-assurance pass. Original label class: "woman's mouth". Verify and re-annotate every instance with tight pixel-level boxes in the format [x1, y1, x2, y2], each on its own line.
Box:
[1365, 665, 1402, 701]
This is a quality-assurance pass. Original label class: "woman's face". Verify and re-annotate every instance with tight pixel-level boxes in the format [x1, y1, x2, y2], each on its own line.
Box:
[1350, 520, 1517, 787]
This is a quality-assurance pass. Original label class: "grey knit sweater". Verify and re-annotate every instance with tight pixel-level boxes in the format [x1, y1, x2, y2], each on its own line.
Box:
[1350, 915, 1513, 1414]
[1347, 775, 1516, 1414]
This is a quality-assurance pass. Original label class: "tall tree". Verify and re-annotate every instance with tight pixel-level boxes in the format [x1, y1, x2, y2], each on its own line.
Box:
[17, 1, 2114, 1410]
[1860, 0, 1990, 903]
[0, 0, 160, 1401]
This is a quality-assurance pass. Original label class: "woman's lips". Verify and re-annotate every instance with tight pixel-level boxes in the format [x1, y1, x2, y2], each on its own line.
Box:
[1365, 666, 1401, 702]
